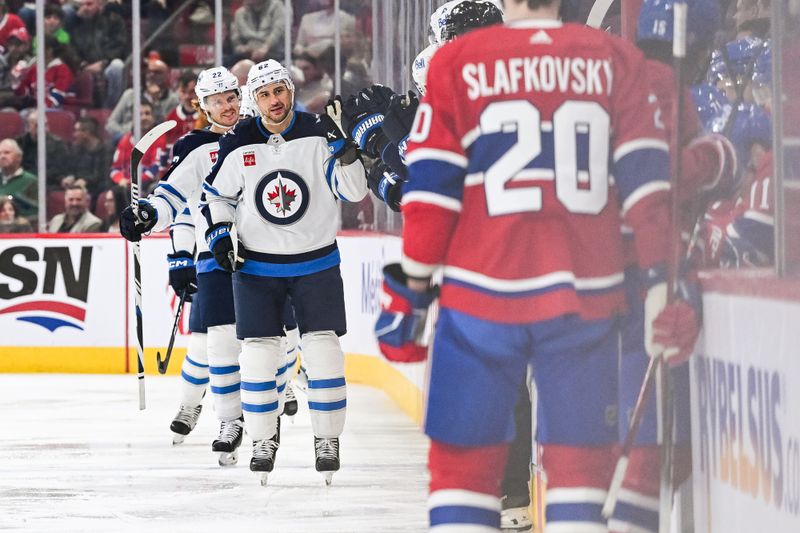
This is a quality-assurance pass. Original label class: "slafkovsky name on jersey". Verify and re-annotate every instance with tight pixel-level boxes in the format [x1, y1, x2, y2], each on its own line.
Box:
[462, 56, 613, 100]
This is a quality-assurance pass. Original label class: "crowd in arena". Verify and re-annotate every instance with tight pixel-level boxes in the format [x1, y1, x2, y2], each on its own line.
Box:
[0, 0, 376, 234]
[0, 0, 777, 269]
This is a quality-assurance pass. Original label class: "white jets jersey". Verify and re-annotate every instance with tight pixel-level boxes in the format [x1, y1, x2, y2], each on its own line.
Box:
[203, 112, 367, 277]
[150, 129, 223, 271]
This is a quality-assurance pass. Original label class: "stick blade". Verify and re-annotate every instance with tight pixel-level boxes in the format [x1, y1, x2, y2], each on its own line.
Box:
[133, 119, 177, 155]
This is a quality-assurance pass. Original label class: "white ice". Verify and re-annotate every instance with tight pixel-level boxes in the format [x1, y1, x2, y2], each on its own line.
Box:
[0, 374, 429, 532]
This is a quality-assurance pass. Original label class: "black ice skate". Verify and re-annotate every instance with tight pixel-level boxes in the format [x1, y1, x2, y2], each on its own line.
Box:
[314, 436, 340, 486]
[212, 416, 244, 466]
[283, 382, 298, 420]
[250, 418, 281, 487]
[501, 494, 533, 532]
[170, 404, 202, 445]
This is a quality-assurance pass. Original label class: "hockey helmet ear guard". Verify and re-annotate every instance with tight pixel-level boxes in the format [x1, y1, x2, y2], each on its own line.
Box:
[247, 59, 295, 98]
[374, 263, 438, 363]
[196, 67, 241, 112]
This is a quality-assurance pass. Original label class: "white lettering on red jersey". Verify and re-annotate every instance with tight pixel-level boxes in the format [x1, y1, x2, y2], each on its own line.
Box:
[402, 20, 670, 323]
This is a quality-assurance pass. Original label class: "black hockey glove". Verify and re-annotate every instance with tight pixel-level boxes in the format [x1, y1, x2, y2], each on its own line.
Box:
[341, 85, 396, 159]
[119, 200, 157, 242]
[167, 251, 198, 301]
[205, 222, 245, 273]
[382, 91, 419, 149]
[317, 96, 358, 161]
[367, 160, 405, 212]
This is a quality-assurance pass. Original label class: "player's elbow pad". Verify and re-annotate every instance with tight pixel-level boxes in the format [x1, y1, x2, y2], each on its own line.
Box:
[374, 263, 437, 363]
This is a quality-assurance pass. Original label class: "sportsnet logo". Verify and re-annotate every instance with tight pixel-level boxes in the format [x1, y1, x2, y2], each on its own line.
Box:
[243, 151, 256, 167]
[0, 246, 92, 332]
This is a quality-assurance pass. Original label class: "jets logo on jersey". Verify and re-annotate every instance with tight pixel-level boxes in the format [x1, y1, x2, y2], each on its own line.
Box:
[243, 151, 256, 167]
[254, 169, 310, 225]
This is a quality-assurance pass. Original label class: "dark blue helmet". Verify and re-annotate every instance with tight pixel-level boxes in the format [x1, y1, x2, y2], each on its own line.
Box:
[691, 83, 732, 133]
[724, 36, 764, 78]
[637, 0, 721, 49]
[707, 49, 732, 84]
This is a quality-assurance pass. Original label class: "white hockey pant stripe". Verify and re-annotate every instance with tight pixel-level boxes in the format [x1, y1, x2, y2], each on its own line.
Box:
[301, 330, 346, 438]
[240, 336, 283, 441]
[180, 332, 208, 406]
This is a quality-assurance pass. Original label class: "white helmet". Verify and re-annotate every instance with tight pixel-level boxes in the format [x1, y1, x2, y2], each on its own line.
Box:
[247, 59, 295, 98]
[195, 66, 241, 112]
[412, 43, 438, 95]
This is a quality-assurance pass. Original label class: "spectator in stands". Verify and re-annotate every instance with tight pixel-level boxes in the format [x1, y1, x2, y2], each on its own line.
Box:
[230, 0, 286, 63]
[17, 109, 70, 189]
[0, 194, 33, 233]
[106, 58, 178, 141]
[164, 69, 199, 148]
[13, 35, 77, 108]
[110, 101, 167, 189]
[40, 4, 71, 48]
[0, 1, 26, 49]
[98, 184, 125, 232]
[294, 0, 360, 60]
[293, 50, 332, 114]
[47, 183, 102, 232]
[230, 58, 255, 86]
[68, 116, 112, 198]
[0, 26, 32, 94]
[0, 138, 36, 219]
[69, 0, 127, 108]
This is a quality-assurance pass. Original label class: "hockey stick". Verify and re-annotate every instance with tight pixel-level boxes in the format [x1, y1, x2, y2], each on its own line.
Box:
[130, 119, 177, 410]
[156, 287, 188, 374]
[603, 4, 687, 522]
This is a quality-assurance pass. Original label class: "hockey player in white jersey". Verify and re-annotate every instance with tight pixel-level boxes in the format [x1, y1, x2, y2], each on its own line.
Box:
[119, 67, 247, 465]
[202, 59, 367, 486]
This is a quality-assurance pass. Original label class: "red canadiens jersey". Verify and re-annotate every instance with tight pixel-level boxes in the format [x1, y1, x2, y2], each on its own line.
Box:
[16, 59, 74, 108]
[110, 131, 168, 188]
[165, 106, 200, 148]
[402, 20, 670, 324]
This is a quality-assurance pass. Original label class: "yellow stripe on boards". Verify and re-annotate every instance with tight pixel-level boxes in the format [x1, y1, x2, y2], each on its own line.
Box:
[345, 353, 425, 425]
[0, 346, 127, 373]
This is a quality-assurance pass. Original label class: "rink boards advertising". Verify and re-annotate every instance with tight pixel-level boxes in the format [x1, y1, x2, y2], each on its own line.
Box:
[0, 234, 424, 421]
[692, 272, 800, 532]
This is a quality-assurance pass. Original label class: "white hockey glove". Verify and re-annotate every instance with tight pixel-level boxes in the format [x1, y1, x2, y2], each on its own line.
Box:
[644, 282, 679, 360]
[318, 96, 358, 163]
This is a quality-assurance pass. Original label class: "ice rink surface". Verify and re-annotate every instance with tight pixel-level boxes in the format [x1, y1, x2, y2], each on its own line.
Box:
[0, 374, 429, 532]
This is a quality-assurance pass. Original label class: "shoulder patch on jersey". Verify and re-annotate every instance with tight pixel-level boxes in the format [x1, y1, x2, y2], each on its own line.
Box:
[254, 169, 310, 226]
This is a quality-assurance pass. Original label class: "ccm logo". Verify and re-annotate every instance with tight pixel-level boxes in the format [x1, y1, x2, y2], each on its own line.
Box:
[168, 259, 191, 269]
[243, 152, 256, 167]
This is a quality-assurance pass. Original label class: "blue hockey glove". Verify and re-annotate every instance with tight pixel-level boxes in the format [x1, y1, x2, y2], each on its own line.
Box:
[374, 263, 437, 363]
[367, 160, 404, 212]
[205, 222, 245, 273]
[381, 91, 419, 151]
[342, 84, 395, 158]
[119, 200, 157, 242]
[167, 251, 198, 301]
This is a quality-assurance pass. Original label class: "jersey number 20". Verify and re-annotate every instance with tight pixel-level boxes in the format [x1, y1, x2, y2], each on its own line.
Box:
[481, 100, 610, 217]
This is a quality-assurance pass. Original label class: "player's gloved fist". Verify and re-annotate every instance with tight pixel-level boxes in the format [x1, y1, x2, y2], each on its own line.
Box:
[681, 133, 738, 204]
[167, 251, 198, 301]
[342, 85, 395, 158]
[367, 160, 404, 212]
[651, 300, 700, 366]
[119, 200, 157, 242]
[381, 91, 419, 150]
[374, 263, 437, 363]
[205, 222, 245, 273]
[318, 96, 355, 160]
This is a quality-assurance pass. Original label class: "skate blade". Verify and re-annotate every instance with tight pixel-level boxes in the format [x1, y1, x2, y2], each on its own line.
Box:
[321, 471, 334, 486]
[258, 472, 269, 487]
[218, 449, 239, 467]
[172, 433, 187, 445]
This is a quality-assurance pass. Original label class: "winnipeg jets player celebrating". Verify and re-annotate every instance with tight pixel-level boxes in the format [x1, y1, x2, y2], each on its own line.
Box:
[119, 67, 248, 466]
[202, 60, 367, 486]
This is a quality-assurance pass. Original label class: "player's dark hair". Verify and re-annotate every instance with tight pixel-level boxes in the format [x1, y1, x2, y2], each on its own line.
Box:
[177, 69, 196, 89]
[510, 0, 560, 10]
